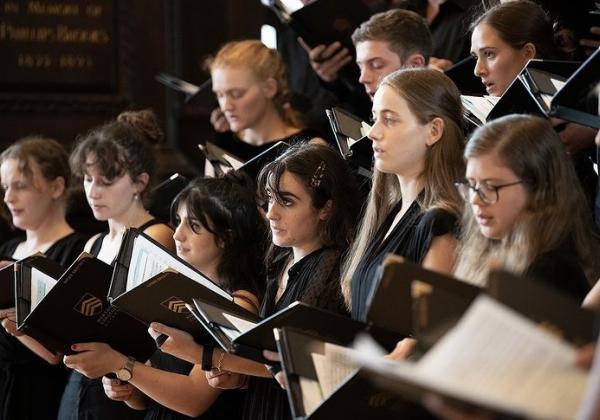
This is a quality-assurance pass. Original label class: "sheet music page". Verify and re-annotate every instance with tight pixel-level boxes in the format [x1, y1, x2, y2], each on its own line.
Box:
[415, 296, 587, 419]
[222, 313, 257, 334]
[552, 78, 566, 93]
[300, 377, 323, 415]
[312, 343, 358, 398]
[360, 121, 371, 138]
[127, 235, 229, 298]
[352, 296, 588, 419]
[461, 95, 499, 124]
[30, 268, 58, 310]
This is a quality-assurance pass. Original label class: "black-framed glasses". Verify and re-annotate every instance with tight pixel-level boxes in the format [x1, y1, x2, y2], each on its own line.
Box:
[455, 180, 523, 204]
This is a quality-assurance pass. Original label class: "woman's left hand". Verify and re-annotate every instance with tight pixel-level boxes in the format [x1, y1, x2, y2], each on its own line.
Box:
[63, 342, 127, 379]
[205, 369, 247, 389]
[0, 308, 22, 337]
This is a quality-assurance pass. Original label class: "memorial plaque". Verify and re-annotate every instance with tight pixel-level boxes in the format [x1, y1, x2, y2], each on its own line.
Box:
[0, 0, 118, 92]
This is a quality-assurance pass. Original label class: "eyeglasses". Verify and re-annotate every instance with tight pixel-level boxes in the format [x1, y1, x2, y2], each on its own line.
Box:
[455, 180, 523, 205]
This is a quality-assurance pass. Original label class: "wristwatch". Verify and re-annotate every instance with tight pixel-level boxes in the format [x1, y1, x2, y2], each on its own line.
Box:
[116, 356, 136, 381]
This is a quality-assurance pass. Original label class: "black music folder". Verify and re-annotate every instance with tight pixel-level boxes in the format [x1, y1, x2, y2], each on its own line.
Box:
[149, 173, 189, 224]
[486, 270, 597, 345]
[16, 253, 156, 361]
[108, 228, 232, 341]
[276, 328, 415, 420]
[265, 0, 370, 94]
[155, 73, 212, 104]
[445, 56, 487, 96]
[1, 254, 63, 309]
[326, 107, 373, 177]
[354, 293, 588, 420]
[366, 254, 481, 352]
[462, 59, 583, 127]
[189, 299, 389, 364]
[199, 140, 289, 179]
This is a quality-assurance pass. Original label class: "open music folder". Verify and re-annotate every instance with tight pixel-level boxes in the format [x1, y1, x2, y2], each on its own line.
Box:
[326, 107, 373, 178]
[487, 270, 597, 346]
[265, 0, 370, 94]
[108, 228, 235, 341]
[462, 56, 599, 128]
[199, 140, 289, 179]
[1, 253, 63, 309]
[353, 294, 590, 420]
[275, 327, 418, 419]
[187, 255, 481, 365]
[15, 253, 156, 361]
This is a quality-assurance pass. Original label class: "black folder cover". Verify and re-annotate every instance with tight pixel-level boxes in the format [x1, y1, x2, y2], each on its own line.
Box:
[4, 254, 63, 309]
[326, 107, 373, 177]
[0, 262, 16, 308]
[149, 173, 188, 224]
[487, 57, 600, 128]
[276, 328, 426, 420]
[487, 270, 596, 346]
[445, 56, 487, 96]
[199, 141, 289, 179]
[16, 253, 156, 361]
[281, 0, 371, 94]
[366, 255, 480, 351]
[190, 299, 402, 364]
[111, 270, 237, 343]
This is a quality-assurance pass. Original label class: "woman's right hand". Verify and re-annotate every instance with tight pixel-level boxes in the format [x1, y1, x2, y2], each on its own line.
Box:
[148, 322, 200, 364]
[0, 260, 13, 269]
[102, 376, 135, 401]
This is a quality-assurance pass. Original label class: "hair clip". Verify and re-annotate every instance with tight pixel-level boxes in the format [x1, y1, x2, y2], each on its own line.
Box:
[310, 161, 327, 189]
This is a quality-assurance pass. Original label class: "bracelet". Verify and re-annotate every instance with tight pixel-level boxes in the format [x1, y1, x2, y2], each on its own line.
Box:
[216, 349, 226, 373]
[201, 345, 214, 372]
[266, 363, 282, 377]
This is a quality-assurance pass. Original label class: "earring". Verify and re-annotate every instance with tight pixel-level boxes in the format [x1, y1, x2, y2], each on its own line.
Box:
[133, 193, 139, 201]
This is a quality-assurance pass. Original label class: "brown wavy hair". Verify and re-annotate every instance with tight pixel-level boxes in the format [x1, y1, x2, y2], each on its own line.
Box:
[341, 68, 466, 307]
[455, 115, 599, 286]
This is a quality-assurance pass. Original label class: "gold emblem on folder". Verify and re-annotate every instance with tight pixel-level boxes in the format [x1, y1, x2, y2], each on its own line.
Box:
[161, 297, 188, 314]
[74, 293, 103, 317]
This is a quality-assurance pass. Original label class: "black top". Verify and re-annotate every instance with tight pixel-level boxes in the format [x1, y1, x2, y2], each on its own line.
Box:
[0, 232, 87, 420]
[58, 219, 166, 420]
[524, 240, 591, 302]
[0, 232, 88, 268]
[430, 0, 478, 64]
[351, 200, 458, 321]
[243, 247, 347, 420]
[143, 351, 245, 420]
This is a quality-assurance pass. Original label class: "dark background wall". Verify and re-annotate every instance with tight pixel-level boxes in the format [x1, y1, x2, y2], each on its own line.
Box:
[0, 0, 268, 177]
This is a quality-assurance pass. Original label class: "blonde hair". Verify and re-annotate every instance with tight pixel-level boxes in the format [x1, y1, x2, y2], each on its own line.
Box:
[341, 68, 466, 307]
[455, 115, 599, 286]
[206, 40, 303, 129]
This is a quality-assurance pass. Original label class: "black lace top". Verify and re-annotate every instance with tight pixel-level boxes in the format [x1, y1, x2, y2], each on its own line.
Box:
[243, 247, 347, 420]
[351, 200, 458, 321]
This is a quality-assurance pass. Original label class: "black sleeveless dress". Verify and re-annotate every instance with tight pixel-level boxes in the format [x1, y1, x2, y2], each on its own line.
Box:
[58, 219, 165, 420]
[0, 232, 88, 420]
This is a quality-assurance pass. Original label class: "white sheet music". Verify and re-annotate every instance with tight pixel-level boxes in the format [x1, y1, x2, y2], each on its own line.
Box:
[354, 296, 588, 420]
[30, 268, 57, 310]
[312, 343, 358, 398]
[126, 235, 230, 299]
[222, 312, 257, 334]
[461, 95, 500, 124]
[300, 377, 323, 415]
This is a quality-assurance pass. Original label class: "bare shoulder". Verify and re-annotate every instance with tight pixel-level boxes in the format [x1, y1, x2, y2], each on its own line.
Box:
[143, 223, 175, 252]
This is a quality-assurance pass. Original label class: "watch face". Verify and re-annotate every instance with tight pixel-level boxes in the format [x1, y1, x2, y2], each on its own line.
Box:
[116, 368, 132, 382]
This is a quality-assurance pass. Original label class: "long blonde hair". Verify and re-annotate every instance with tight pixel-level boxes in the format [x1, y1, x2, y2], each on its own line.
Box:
[455, 115, 599, 286]
[341, 68, 466, 307]
[206, 40, 303, 129]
